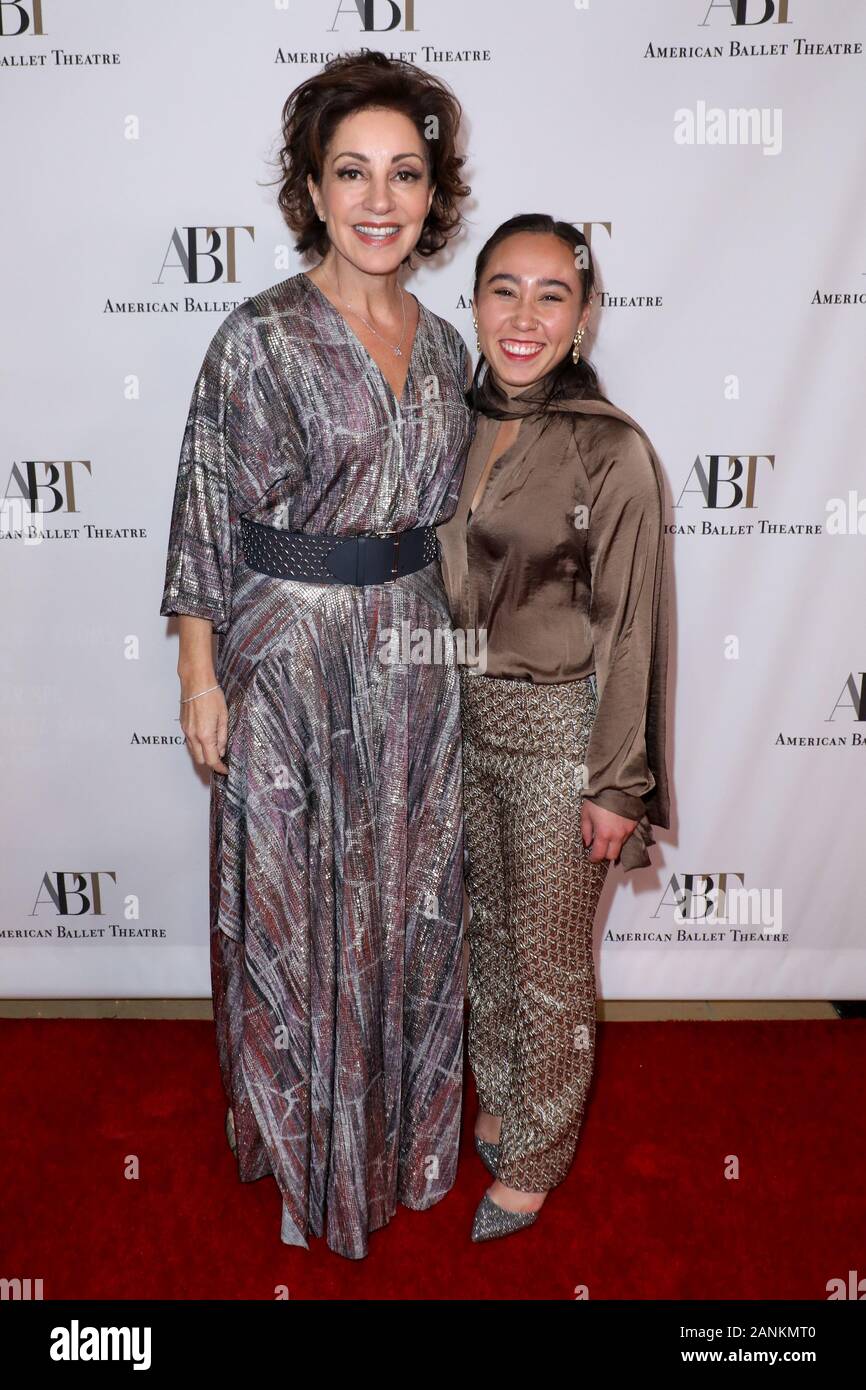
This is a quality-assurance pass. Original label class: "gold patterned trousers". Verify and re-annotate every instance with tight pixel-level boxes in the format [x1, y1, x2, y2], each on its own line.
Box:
[459, 668, 611, 1192]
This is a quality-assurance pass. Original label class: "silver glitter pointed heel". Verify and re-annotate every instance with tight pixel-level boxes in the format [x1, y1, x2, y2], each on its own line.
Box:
[225, 1105, 237, 1156]
[473, 1135, 500, 1178]
[471, 1192, 539, 1243]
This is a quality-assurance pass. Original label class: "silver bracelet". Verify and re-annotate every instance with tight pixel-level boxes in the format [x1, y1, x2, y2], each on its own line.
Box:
[180, 684, 220, 704]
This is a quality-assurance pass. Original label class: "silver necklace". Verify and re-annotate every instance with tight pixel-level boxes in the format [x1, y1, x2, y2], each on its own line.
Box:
[326, 275, 408, 357]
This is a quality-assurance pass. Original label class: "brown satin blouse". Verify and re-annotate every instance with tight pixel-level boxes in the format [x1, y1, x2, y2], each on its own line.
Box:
[436, 386, 671, 872]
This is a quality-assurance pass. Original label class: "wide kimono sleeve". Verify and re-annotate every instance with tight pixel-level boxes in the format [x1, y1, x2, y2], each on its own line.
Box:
[581, 421, 667, 869]
[159, 315, 247, 636]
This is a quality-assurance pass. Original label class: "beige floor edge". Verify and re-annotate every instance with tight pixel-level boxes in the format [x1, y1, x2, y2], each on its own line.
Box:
[0, 999, 840, 1020]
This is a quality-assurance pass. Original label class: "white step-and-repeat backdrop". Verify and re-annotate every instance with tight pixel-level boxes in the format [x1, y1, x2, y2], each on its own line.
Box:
[2, 0, 864, 999]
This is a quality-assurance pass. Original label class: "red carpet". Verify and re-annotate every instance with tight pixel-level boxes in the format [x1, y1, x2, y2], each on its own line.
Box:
[1, 1016, 862, 1300]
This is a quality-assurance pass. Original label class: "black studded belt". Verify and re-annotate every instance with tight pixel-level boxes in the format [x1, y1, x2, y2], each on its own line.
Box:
[240, 516, 440, 585]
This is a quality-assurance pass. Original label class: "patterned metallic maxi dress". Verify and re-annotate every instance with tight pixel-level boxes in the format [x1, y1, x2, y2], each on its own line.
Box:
[159, 272, 474, 1259]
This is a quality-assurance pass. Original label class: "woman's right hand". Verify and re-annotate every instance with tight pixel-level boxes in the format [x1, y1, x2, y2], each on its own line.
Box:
[581, 799, 637, 866]
[179, 680, 229, 775]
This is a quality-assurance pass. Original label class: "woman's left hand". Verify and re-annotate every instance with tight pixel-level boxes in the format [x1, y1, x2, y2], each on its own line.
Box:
[580, 801, 637, 865]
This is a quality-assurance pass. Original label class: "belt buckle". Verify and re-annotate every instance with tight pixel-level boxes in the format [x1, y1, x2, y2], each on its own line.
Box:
[372, 528, 401, 583]
[325, 531, 396, 585]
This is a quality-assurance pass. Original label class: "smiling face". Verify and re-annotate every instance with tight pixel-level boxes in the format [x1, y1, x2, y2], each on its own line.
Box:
[306, 106, 435, 275]
[472, 231, 592, 392]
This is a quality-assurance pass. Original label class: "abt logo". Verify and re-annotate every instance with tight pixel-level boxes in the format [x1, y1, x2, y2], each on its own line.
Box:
[3, 460, 91, 520]
[157, 226, 254, 285]
[676, 454, 775, 508]
[3, 464, 92, 533]
[0, 1, 46, 36]
[328, 0, 417, 32]
[828, 673, 866, 723]
[700, 0, 791, 23]
[32, 871, 117, 917]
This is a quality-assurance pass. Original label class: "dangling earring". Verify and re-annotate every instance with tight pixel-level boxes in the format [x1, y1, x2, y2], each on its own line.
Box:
[472, 315, 481, 354]
[572, 327, 585, 365]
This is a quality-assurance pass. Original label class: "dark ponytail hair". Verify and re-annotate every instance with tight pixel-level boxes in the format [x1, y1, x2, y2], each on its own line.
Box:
[468, 214, 610, 432]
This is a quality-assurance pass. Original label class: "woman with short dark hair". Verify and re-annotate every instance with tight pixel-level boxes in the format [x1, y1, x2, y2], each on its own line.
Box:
[160, 51, 474, 1259]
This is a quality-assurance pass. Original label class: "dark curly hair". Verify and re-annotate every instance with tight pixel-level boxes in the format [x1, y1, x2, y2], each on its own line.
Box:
[268, 50, 470, 268]
[469, 214, 610, 432]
